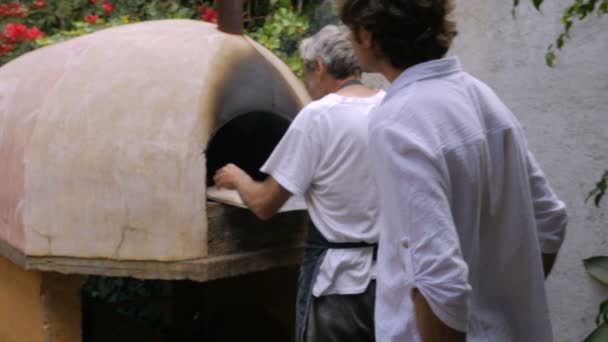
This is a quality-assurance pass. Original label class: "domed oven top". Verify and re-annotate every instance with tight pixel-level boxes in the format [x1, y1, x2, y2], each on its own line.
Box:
[0, 18, 310, 273]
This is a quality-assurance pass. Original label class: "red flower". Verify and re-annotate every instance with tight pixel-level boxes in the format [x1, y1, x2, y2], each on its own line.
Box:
[3, 24, 44, 43]
[9, 3, 24, 17]
[199, 4, 218, 23]
[102, 1, 114, 14]
[84, 14, 99, 24]
[0, 42, 13, 55]
[201, 8, 218, 23]
[0, 32, 12, 55]
[33, 0, 46, 8]
[0, 3, 25, 18]
[26, 27, 44, 40]
[5, 23, 28, 43]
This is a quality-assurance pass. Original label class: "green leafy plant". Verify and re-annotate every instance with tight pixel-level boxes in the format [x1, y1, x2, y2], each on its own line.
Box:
[83, 276, 165, 324]
[583, 257, 608, 342]
[249, 4, 310, 77]
[1, 0, 311, 77]
[35, 19, 117, 47]
[0, 0, 210, 65]
[581, 167, 607, 342]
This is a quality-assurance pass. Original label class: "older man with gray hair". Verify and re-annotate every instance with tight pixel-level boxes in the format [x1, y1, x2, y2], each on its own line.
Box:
[214, 25, 384, 342]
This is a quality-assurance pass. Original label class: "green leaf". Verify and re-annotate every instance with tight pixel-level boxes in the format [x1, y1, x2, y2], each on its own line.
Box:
[586, 171, 608, 207]
[598, 298, 608, 325]
[561, 15, 573, 27]
[584, 323, 608, 342]
[545, 47, 556, 67]
[533, 0, 544, 10]
[584, 256, 608, 285]
[556, 34, 565, 49]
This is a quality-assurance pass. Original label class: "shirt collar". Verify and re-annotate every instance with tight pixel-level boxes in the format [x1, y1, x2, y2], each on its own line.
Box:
[385, 56, 463, 100]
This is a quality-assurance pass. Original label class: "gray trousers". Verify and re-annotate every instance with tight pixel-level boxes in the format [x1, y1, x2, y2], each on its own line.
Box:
[306, 280, 376, 342]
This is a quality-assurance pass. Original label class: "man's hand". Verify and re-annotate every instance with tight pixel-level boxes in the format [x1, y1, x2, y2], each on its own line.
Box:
[214, 163, 249, 190]
[212, 163, 291, 220]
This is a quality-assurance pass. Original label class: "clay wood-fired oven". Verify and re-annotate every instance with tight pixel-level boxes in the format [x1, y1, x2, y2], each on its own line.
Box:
[0, 3, 311, 281]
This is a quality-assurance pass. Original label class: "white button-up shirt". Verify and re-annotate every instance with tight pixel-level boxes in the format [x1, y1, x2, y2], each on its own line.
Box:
[369, 56, 567, 342]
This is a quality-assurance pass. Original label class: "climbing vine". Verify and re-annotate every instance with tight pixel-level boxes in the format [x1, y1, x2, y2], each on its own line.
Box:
[514, 0, 608, 67]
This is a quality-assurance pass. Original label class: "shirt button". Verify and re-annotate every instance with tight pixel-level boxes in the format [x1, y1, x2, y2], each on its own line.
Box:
[402, 240, 409, 248]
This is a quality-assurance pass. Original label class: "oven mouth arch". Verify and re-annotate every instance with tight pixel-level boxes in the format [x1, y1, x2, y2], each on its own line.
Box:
[205, 111, 291, 186]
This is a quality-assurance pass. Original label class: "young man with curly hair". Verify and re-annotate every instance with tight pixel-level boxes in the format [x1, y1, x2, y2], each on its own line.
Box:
[339, 1, 568, 341]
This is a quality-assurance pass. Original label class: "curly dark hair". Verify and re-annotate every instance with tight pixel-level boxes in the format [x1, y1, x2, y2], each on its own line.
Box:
[340, 0, 457, 70]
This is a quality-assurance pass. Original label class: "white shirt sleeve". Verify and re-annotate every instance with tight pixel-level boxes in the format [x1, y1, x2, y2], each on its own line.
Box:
[260, 111, 321, 196]
[373, 122, 471, 332]
[526, 151, 568, 254]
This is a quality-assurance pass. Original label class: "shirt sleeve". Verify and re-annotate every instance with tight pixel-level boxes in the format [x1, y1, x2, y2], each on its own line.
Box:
[526, 151, 568, 254]
[372, 123, 471, 332]
[260, 112, 321, 196]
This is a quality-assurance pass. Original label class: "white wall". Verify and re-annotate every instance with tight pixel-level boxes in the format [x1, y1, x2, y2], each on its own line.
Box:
[451, 1, 608, 341]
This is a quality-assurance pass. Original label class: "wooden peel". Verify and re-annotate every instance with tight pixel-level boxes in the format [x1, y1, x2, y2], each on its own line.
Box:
[206, 186, 307, 212]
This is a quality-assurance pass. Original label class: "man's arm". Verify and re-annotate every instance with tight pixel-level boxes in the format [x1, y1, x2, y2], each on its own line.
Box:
[526, 151, 568, 278]
[371, 123, 471, 340]
[414, 289, 466, 342]
[214, 163, 291, 220]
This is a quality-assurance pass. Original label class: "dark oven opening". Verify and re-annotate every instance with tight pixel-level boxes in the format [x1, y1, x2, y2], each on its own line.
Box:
[206, 111, 291, 186]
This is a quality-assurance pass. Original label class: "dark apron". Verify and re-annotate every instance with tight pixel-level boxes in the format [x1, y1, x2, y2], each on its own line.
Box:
[295, 221, 377, 342]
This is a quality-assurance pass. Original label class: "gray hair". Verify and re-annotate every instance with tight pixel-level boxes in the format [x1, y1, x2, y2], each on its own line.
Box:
[299, 25, 361, 79]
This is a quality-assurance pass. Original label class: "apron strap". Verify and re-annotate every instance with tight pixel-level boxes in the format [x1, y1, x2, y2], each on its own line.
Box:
[306, 220, 378, 257]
